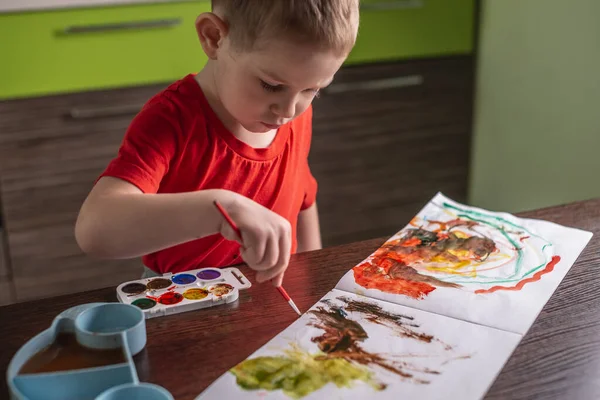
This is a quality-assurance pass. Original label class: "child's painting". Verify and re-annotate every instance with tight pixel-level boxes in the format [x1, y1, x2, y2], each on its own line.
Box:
[336, 193, 592, 334]
[196, 290, 520, 400]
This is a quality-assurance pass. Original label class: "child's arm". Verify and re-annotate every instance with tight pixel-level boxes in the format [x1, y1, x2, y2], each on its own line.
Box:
[296, 202, 323, 253]
[75, 176, 291, 285]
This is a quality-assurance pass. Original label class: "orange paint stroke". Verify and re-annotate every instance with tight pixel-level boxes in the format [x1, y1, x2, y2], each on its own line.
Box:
[401, 237, 422, 247]
[353, 262, 436, 299]
[474, 255, 561, 294]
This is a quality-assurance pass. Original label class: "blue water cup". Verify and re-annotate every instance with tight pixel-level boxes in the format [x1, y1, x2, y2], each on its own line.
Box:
[95, 383, 174, 400]
[74, 303, 147, 355]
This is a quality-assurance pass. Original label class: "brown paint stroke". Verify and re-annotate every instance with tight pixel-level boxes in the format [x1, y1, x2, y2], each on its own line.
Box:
[308, 297, 451, 384]
[388, 260, 461, 289]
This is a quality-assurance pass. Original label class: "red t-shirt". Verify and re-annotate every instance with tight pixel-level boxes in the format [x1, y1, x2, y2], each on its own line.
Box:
[99, 74, 317, 274]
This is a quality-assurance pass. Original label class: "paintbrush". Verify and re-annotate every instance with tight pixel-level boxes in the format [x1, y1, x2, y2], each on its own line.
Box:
[213, 200, 302, 317]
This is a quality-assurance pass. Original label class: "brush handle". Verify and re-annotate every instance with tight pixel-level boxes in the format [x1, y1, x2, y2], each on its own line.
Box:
[213, 200, 301, 316]
[277, 286, 291, 301]
[213, 200, 242, 240]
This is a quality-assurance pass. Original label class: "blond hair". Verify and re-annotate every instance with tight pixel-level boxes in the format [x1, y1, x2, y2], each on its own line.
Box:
[211, 0, 359, 55]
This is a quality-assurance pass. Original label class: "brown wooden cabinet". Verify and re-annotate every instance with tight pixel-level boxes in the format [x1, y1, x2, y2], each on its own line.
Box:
[312, 56, 473, 246]
[0, 56, 473, 303]
[0, 225, 14, 305]
[0, 84, 165, 302]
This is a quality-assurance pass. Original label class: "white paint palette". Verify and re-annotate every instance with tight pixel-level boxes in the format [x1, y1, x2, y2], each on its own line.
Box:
[116, 267, 251, 319]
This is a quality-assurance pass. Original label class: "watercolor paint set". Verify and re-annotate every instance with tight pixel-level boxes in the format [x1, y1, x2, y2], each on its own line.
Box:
[116, 267, 251, 318]
[7, 302, 174, 400]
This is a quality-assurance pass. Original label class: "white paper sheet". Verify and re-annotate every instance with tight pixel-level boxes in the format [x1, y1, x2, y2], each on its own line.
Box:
[196, 193, 593, 399]
[196, 290, 521, 400]
[335, 193, 593, 334]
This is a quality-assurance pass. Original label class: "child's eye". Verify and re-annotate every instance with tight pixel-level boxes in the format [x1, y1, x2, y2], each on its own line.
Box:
[260, 80, 282, 93]
[302, 88, 320, 98]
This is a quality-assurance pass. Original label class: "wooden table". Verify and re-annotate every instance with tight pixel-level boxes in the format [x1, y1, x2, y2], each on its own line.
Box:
[2, 198, 600, 400]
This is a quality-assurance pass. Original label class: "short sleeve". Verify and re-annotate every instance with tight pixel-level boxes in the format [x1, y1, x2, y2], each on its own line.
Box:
[299, 105, 318, 210]
[301, 166, 318, 210]
[99, 101, 178, 194]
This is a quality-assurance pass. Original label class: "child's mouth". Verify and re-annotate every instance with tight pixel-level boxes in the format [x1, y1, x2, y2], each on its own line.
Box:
[261, 122, 281, 129]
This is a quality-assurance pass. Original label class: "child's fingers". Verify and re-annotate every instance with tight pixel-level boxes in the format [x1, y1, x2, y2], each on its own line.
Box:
[253, 233, 279, 271]
[272, 227, 292, 287]
[240, 233, 268, 270]
[262, 232, 291, 286]
[271, 271, 285, 287]
[256, 262, 286, 283]
[279, 227, 292, 273]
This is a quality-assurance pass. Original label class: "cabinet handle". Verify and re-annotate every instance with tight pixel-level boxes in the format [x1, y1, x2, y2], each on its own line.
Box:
[68, 104, 143, 119]
[60, 18, 182, 35]
[360, 0, 424, 11]
[325, 75, 423, 94]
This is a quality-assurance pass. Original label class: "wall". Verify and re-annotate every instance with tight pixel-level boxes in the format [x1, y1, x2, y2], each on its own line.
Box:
[469, 0, 600, 212]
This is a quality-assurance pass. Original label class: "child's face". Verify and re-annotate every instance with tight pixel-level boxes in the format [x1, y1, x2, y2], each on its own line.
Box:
[214, 38, 347, 134]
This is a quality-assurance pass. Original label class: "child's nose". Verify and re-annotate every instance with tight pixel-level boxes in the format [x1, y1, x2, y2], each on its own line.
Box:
[271, 98, 296, 119]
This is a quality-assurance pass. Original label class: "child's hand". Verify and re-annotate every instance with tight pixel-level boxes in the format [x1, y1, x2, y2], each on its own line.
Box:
[217, 195, 291, 287]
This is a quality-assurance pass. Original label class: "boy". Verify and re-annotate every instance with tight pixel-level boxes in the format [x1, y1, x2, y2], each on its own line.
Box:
[75, 0, 360, 287]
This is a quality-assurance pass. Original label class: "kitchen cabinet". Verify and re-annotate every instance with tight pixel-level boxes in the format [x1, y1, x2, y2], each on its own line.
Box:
[0, 0, 201, 13]
[350, 0, 475, 64]
[0, 0, 475, 100]
[0, 1, 211, 100]
[1, 226, 15, 305]
[0, 84, 164, 302]
[313, 56, 473, 246]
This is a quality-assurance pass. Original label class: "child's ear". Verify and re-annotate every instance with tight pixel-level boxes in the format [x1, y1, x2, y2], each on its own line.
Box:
[195, 12, 228, 59]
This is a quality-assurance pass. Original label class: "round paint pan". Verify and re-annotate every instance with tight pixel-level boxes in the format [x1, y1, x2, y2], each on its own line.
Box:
[196, 268, 222, 281]
[171, 273, 196, 285]
[208, 283, 234, 297]
[96, 382, 174, 400]
[158, 292, 183, 305]
[183, 288, 209, 301]
[121, 282, 147, 296]
[146, 278, 172, 290]
[132, 298, 157, 310]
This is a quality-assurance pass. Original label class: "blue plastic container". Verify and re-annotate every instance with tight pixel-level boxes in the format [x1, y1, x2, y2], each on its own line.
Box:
[6, 302, 173, 400]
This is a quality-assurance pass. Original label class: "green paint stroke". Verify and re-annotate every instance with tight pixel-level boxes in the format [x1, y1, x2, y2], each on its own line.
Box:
[230, 347, 383, 399]
[442, 202, 551, 243]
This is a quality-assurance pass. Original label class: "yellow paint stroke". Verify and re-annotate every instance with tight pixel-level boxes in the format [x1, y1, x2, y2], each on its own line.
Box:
[451, 231, 469, 239]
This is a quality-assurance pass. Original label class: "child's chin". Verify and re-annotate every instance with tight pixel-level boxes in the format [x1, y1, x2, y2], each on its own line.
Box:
[247, 123, 274, 134]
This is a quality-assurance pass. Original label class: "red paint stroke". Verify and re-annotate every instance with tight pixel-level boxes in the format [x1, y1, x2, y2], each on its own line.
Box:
[474, 255, 561, 294]
[519, 236, 530, 242]
[353, 262, 436, 299]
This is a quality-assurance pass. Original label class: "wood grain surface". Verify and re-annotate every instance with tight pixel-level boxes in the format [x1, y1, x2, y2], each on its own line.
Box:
[1, 198, 599, 399]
